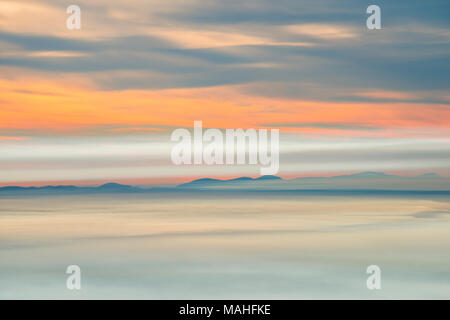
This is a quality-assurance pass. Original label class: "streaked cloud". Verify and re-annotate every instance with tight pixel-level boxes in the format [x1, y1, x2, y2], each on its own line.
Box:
[284, 24, 357, 40]
[0, 0, 449, 184]
[355, 90, 419, 101]
[27, 51, 89, 58]
[261, 122, 381, 131]
[0, 136, 29, 141]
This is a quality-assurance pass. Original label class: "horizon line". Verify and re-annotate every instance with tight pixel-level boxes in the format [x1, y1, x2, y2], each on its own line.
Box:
[0, 171, 446, 188]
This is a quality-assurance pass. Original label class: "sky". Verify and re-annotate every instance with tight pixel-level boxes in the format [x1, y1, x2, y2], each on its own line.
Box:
[0, 0, 449, 186]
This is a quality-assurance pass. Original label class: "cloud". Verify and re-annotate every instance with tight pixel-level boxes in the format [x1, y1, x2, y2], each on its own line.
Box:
[147, 28, 269, 49]
[354, 90, 419, 101]
[284, 24, 357, 40]
[0, 0, 449, 184]
[1, 0, 449, 95]
[27, 51, 89, 58]
[0, 76, 449, 136]
[261, 122, 381, 131]
[0, 136, 28, 141]
[412, 210, 450, 219]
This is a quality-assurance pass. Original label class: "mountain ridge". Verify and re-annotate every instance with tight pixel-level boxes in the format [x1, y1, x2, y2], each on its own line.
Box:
[0, 172, 448, 193]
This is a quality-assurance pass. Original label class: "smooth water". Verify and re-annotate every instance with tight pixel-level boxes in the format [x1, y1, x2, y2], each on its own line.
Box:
[1, 193, 449, 299]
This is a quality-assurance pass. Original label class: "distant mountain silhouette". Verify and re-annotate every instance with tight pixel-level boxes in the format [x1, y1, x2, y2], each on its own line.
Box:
[178, 175, 282, 187]
[97, 182, 136, 190]
[417, 173, 441, 178]
[330, 171, 394, 178]
[0, 172, 448, 194]
[177, 172, 448, 191]
[0, 182, 140, 194]
[291, 171, 397, 180]
[256, 175, 283, 180]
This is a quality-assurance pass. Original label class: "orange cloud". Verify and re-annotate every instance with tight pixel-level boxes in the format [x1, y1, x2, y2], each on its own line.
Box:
[147, 28, 315, 49]
[0, 77, 449, 137]
[0, 136, 28, 141]
[356, 90, 419, 100]
[284, 24, 358, 40]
